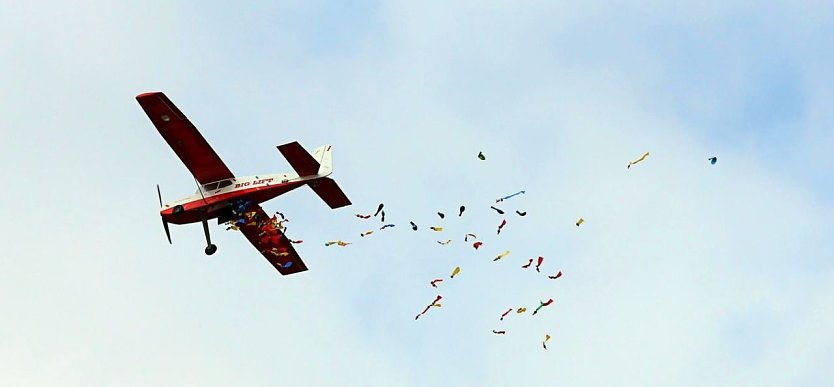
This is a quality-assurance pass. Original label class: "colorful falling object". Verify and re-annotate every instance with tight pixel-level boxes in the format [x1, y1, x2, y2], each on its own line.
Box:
[521, 259, 533, 269]
[473, 241, 483, 250]
[492, 330, 506, 335]
[500, 308, 512, 321]
[497, 191, 526, 202]
[437, 239, 452, 245]
[478, 151, 486, 160]
[464, 233, 477, 242]
[576, 218, 584, 227]
[493, 250, 511, 261]
[410, 221, 418, 231]
[497, 219, 507, 235]
[374, 203, 384, 217]
[430, 279, 444, 288]
[535, 256, 544, 272]
[516, 307, 527, 314]
[490, 206, 505, 214]
[548, 271, 563, 280]
[627, 151, 650, 169]
[437, 212, 445, 219]
[360, 230, 374, 237]
[263, 249, 289, 257]
[516, 210, 527, 216]
[533, 299, 554, 316]
[415, 295, 443, 320]
[380, 224, 396, 230]
[430, 226, 444, 232]
[355, 214, 371, 219]
[450, 266, 461, 278]
[543, 334, 551, 349]
[709, 156, 718, 165]
[459, 206, 465, 216]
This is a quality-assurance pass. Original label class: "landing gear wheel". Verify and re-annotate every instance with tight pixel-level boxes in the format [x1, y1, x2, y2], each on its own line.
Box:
[205, 244, 217, 255]
[172, 205, 185, 216]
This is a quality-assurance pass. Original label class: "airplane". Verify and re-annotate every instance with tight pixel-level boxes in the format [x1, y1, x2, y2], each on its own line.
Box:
[136, 92, 351, 275]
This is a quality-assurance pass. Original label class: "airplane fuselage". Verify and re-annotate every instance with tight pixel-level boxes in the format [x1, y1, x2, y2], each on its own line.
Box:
[161, 171, 323, 225]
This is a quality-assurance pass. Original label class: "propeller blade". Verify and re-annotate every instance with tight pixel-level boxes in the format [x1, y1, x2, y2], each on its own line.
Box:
[157, 184, 163, 208]
[162, 218, 172, 244]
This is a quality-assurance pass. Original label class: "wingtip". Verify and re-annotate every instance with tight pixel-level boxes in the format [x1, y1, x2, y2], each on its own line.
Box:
[136, 91, 163, 100]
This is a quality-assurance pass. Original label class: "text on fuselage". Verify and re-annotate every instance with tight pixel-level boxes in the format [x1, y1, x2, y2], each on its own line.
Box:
[235, 178, 274, 189]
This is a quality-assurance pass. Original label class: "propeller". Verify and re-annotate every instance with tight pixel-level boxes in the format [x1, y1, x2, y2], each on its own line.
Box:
[157, 184, 172, 244]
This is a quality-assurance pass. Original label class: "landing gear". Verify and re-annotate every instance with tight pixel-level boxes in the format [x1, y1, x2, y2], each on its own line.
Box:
[172, 205, 184, 216]
[201, 213, 216, 256]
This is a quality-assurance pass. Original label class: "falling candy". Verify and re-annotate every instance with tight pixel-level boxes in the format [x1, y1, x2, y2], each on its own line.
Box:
[533, 299, 554, 316]
[450, 266, 461, 278]
[493, 250, 511, 261]
[490, 206, 505, 214]
[627, 151, 650, 168]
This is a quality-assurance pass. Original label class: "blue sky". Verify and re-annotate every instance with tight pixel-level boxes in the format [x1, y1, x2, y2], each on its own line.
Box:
[2, 1, 833, 386]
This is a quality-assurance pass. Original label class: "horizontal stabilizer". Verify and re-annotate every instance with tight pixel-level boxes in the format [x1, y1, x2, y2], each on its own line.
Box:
[310, 177, 351, 209]
[277, 141, 320, 176]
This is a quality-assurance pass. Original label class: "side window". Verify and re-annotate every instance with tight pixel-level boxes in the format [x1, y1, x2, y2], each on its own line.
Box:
[203, 182, 218, 191]
[217, 180, 233, 189]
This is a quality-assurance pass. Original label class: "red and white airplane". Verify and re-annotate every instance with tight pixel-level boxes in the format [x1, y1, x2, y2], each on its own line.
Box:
[137, 92, 350, 275]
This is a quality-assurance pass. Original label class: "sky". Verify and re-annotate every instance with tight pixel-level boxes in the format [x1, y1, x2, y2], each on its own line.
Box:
[1, 1, 833, 386]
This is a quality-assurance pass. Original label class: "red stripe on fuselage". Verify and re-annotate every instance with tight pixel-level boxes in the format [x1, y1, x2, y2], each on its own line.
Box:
[161, 181, 307, 224]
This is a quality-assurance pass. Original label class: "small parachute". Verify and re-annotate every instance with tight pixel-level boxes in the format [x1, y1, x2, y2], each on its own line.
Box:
[490, 206, 505, 215]
[415, 295, 443, 320]
[497, 219, 507, 234]
[627, 151, 650, 169]
[450, 266, 461, 278]
[533, 299, 554, 315]
[493, 250, 511, 261]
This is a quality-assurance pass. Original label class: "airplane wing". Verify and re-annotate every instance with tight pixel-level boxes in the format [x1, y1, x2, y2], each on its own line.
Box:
[236, 204, 309, 275]
[136, 92, 235, 184]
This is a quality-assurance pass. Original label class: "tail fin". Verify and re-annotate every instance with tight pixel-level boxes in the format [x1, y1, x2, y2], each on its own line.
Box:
[277, 142, 350, 209]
